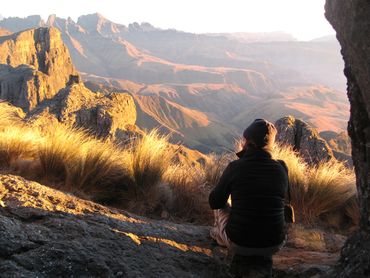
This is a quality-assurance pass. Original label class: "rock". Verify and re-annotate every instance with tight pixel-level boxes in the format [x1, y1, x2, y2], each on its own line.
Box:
[0, 174, 342, 277]
[275, 116, 334, 164]
[325, 0, 370, 276]
[0, 27, 78, 111]
[0, 174, 230, 277]
[29, 83, 137, 139]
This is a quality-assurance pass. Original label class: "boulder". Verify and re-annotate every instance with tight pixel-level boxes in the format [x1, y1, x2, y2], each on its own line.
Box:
[275, 116, 334, 164]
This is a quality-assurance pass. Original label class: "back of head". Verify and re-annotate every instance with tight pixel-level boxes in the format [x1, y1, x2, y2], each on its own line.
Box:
[243, 119, 277, 152]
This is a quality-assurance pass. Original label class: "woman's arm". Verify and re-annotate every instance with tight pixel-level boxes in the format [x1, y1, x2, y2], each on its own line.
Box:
[208, 163, 233, 209]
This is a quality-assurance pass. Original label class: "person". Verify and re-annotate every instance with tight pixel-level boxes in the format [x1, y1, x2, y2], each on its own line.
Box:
[209, 119, 288, 276]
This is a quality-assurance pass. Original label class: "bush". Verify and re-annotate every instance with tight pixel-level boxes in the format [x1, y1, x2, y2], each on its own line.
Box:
[0, 127, 38, 168]
[130, 129, 174, 190]
[0, 102, 25, 128]
[273, 143, 357, 226]
[164, 164, 212, 223]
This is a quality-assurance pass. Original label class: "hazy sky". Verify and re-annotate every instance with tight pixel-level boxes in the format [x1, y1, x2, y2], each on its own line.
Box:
[1, 0, 335, 41]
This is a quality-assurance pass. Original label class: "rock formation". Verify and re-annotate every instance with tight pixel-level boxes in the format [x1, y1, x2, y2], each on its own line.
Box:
[325, 0, 370, 276]
[275, 116, 334, 164]
[29, 83, 138, 139]
[0, 27, 78, 111]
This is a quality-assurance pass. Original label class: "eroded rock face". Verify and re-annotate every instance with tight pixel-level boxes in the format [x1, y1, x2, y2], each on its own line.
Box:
[275, 116, 334, 164]
[325, 0, 370, 276]
[29, 83, 137, 139]
[0, 27, 78, 111]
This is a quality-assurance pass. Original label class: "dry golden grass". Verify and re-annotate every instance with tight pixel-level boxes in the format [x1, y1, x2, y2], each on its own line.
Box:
[272, 143, 357, 227]
[0, 127, 38, 168]
[0, 103, 359, 227]
[129, 130, 174, 190]
[164, 164, 211, 223]
[272, 144, 308, 220]
[37, 125, 86, 183]
[304, 160, 356, 224]
[36, 124, 133, 202]
[0, 102, 25, 128]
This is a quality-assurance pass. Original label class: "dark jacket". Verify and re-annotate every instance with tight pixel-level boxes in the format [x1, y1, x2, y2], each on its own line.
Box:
[209, 147, 288, 248]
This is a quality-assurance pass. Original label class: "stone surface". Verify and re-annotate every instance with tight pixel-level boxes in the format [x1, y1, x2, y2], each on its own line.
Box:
[0, 174, 343, 277]
[28, 83, 138, 139]
[275, 116, 334, 164]
[325, 0, 370, 277]
[0, 27, 78, 111]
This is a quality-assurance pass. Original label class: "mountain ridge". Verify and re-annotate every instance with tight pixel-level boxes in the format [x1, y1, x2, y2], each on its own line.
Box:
[0, 15, 350, 152]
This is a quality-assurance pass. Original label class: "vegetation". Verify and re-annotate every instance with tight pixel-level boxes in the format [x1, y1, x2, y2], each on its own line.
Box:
[0, 102, 359, 229]
[272, 144, 358, 228]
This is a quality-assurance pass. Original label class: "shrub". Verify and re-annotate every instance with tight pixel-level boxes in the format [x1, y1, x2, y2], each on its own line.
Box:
[0, 126, 39, 168]
[66, 140, 132, 203]
[130, 129, 174, 190]
[272, 143, 357, 226]
[164, 164, 212, 223]
[303, 159, 356, 224]
[272, 144, 308, 221]
[0, 102, 25, 128]
[37, 125, 87, 184]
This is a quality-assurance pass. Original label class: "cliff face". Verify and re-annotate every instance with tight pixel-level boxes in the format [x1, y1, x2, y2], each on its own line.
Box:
[0, 27, 78, 111]
[325, 0, 370, 276]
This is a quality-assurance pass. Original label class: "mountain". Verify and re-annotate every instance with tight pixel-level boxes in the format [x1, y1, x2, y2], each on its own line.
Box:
[0, 14, 350, 152]
[0, 15, 44, 32]
[206, 32, 297, 43]
[0, 27, 78, 111]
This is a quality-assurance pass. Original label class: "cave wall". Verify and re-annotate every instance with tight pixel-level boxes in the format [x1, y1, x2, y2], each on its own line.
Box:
[325, 0, 370, 276]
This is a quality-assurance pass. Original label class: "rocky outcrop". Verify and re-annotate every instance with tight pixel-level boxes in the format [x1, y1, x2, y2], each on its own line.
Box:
[275, 116, 334, 164]
[0, 174, 344, 277]
[29, 83, 138, 139]
[0, 27, 78, 111]
[325, 0, 370, 277]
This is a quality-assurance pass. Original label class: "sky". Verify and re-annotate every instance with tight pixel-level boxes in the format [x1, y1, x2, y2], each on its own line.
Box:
[1, 0, 335, 41]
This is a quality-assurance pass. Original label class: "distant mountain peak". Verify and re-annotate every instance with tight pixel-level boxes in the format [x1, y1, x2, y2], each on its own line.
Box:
[77, 13, 126, 34]
[128, 22, 157, 32]
[0, 15, 44, 32]
[77, 13, 110, 25]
